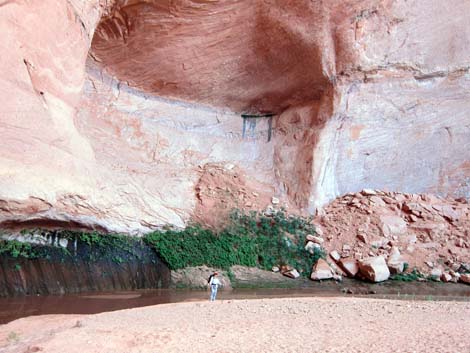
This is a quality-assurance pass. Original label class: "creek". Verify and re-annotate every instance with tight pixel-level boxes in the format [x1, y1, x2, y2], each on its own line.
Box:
[1, 280, 469, 325]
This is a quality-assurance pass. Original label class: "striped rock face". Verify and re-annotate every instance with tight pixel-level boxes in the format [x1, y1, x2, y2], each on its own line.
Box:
[1, 0, 470, 232]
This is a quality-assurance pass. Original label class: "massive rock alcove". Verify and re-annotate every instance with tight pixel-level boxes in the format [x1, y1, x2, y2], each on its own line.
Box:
[90, 0, 332, 113]
[0, 0, 469, 233]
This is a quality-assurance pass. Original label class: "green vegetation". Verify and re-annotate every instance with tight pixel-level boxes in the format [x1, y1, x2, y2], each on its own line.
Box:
[0, 231, 148, 265]
[0, 211, 325, 277]
[0, 240, 37, 259]
[144, 210, 324, 277]
[390, 268, 425, 282]
[62, 231, 144, 263]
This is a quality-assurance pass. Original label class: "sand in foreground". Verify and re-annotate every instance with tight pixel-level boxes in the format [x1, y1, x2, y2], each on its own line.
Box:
[0, 297, 469, 353]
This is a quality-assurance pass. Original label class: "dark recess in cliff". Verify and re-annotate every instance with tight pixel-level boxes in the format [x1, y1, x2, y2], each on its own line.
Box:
[0, 234, 170, 297]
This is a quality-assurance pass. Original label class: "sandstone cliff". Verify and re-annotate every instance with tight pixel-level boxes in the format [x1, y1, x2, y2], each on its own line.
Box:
[1, 0, 469, 232]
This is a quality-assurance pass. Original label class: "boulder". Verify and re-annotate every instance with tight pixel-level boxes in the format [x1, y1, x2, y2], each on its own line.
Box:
[380, 215, 408, 238]
[358, 256, 390, 282]
[310, 259, 334, 281]
[280, 265, 293, 273]
[430, 268, 443, 278]
[329, 250, 341, 262]
[371, 238, 389, 249]
[328, 261, 345, 276]
[449, 270, 460, 282]
[387, 261, 405, 274]
[459, 273, 470, 285]
[312, 236, 324, 244]
[339, 259, 359, 278]
[283, 269, 300, 279]
[305, 241, 321, 254]
[440, 272, 452, 283]
[306, 234, 324, 244]
[370, 196, 386, 207]
[387, 247, 406, 274]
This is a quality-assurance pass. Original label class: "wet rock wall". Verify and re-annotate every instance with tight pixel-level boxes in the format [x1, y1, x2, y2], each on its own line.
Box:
[0, 232, 170, 296]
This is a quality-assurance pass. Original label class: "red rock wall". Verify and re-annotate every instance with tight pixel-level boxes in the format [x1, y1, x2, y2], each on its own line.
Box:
[1, 0, 469, 232]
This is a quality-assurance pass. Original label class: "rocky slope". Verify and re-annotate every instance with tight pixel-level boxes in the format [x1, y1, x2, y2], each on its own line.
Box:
[0, 0, 469, 232]
[312, 190, 470, 282]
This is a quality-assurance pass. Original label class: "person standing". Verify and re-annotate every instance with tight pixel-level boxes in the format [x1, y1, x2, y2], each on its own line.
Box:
[208, 271, 221, 301]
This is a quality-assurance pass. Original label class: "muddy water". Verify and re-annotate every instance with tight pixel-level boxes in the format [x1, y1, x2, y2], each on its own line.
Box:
[1, 279, 469, 324]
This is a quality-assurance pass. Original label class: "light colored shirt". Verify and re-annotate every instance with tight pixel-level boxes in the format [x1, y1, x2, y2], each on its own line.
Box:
[210, 277, 221, 287]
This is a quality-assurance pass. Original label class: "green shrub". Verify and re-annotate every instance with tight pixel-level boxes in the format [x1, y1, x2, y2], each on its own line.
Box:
[62, 231, 144, 263]
[0, 240, 37, 259]
[0, 231, 145, 265]
[0, 211, 325, 277]
[144, 210, 323, 277]
[390, 268, 425, 282]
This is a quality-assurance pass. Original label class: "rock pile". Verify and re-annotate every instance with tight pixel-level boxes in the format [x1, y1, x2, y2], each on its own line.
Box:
[313, 190, 470, 284]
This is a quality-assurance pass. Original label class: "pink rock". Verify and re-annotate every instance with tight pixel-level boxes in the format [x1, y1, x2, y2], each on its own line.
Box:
[362, 189, 377, 196]
[382, 197, 396, 205]
[380, 216, 408, 238]
[370, 196, 386, 207]
[339, 259, 359, 278]
[329, 250, 341, 262]
[394, 195, 407, 203]
[314, 226, 324, 237]
[306, 235, 324, 244]
[305, 241, 321, 254]
[441, 273, 452, 283]
[328, 261, 345, 276]
[387, 247, 406, 274]
[283, 269, 300, 279]
[460, 274, 470, 285]
[1, 0, 470, 238]
[358, 257, 390, 282]
[431, 268, 443, 278]
[310, 259, 334, 281]
[357, 233, 368, 243]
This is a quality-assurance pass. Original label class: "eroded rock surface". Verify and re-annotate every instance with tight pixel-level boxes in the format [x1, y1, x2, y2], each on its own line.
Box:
[0, 0, 469, 232]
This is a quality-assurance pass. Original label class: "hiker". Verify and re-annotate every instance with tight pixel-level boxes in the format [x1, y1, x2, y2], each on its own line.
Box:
[208, 271, 221, 301]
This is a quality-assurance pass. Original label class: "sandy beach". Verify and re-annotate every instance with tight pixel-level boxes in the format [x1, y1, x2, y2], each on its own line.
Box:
[1, 297, 469, 353]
